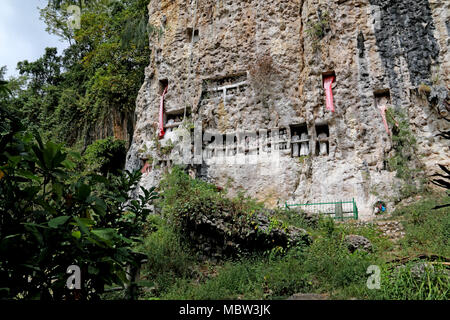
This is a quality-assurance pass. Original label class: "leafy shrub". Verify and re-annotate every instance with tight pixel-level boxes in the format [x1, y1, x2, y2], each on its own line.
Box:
[138, 215, 195, 296]
[303, 236, 374, 291]
[83, 137, 127, 175]
[139, 194, 448, 301]
[158, 167, 310, 258]
[305, 10, 330, 51]
[394, 196, 450, 257]
[385, 109, 426, 200]
[0, 105, 157, 300]
[162, 253, 311, 300]
[273, 208, 314, 230]
[368, 262, 449, 300]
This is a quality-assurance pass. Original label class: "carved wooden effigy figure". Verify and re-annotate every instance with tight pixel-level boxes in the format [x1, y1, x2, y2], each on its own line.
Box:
[318, 132, 328, 155]
[166, 119, 174, 133]
[300, 132, 309, 156]
[292, 134, 299, 157]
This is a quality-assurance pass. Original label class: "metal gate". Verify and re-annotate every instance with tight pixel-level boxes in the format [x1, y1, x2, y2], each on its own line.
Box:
[285, 199, 358, 220]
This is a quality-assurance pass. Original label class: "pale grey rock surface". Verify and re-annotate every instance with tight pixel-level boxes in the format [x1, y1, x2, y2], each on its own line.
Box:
[126, 0, 449, 219]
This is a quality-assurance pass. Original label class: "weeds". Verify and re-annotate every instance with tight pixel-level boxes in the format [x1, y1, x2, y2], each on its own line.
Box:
[368, 262, 449, 300]
[137, 215, 196, 296]
[133, 175, 449, 301]
[394, 195, 450, 257]
[305, 10, 330, 51]
[385, 108, 426, 200]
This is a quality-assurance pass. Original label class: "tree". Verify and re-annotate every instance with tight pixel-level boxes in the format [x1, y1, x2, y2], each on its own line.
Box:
[0, 101, 158, 300]
[17, 48, 62, 95]
[6, 0, 154, 148]
[0, 67, 10, 98]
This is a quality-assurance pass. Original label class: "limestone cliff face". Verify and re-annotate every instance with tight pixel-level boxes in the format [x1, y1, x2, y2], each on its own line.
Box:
[84, 108, 135, 148]
[126, 0, 449, 219]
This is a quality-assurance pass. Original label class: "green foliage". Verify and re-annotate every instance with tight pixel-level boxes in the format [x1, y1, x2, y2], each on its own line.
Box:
[17, 48, 62, 94]
[154, 219, 382, 300]
[159, 140, 175, 156]
[137, 215, 196, 297]
[159, 167, 264, 220]
[305, 10, 330, 51]
[272, 208, 312, 230]
[0, 68, 12, 99]
[7, 0, 152, 148]
[385, 108, 426, 200]
[394, 195, 450, 257]
[83, 137, 127, 175]
[158, 167, 305, 257]
[0, 105, 158, 300]
[368, 262, 449, 300]
[159, 251, 312, 300]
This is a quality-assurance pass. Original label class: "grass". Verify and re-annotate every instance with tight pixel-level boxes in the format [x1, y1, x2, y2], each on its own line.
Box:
[130, 177, 449, 300]
[394, 194, 450, 257]
[160, 250, 314, 300]
[367, 262, 449, 300]
[135, 215, 387, 300]
[136, 215, 197, 297]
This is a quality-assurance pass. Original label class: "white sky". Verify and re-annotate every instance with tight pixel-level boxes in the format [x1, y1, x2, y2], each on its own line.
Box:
[0, 0, 69, 79]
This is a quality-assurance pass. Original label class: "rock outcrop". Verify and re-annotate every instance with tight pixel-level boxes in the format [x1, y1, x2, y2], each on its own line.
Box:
[126, 0, 449, 219]
[344, 234, 373, 253]
[181, 208, 312, 259]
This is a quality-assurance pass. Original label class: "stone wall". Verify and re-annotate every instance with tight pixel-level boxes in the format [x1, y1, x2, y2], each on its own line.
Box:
[126, 0, 449, 219]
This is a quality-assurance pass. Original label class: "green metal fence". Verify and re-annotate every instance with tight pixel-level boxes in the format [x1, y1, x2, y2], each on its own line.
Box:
[285, 198, 358, 220]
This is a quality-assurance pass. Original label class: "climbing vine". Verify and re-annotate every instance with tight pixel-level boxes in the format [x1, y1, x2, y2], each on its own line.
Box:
[385, 108, 426, 200]
[305, 10, 330, 51]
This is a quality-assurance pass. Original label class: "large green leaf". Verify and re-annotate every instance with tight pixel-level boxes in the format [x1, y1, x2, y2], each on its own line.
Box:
[73, 217, 90, 235]
[71, 230, 81, 239]
[43, 141, 58, 169]
[48, 216, 71, 228]
[76, 183, 91, 201]
[16, 169, 41, 183]
[91, 228, 116, 245]
[61, 159, 76, 169]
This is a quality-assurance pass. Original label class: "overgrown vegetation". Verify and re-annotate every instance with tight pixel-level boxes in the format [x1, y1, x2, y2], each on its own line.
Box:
[394, 195, 450, 257]
[0, 95, 158, 299]
[305, 10, 330, 51]
[385, 108, 426, 200]
[3, 0, 152, 148]
[157, 167, 310, 258]
[131, 169, 449, 301]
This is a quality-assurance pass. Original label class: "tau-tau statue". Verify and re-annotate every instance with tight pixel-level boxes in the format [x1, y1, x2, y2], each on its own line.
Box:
[166, 119, 174, 133]
[318, 132, 328, 155]
[292, 134, 299, 157]
[300, 133, 309, 156]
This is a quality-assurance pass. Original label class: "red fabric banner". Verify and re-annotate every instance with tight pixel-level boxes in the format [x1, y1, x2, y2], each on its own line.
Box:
[141, 161, 151, 174]
[159, 86, 168, 139]
[378, 104, 390, 135]
[323, 75, 335, 112]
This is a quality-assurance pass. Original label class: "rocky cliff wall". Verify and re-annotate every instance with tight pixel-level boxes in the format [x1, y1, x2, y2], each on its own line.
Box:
[126, 0, 449, 219]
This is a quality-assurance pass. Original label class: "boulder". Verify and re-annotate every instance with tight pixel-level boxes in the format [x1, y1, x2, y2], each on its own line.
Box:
[179, 207, 312, 258]
[344, 235, 373, 253]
